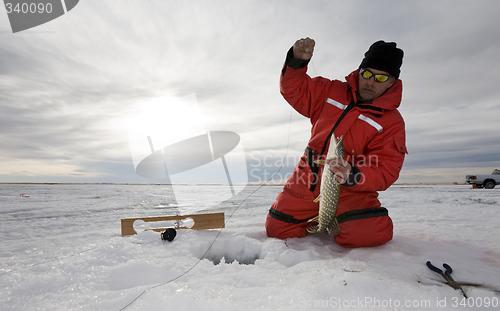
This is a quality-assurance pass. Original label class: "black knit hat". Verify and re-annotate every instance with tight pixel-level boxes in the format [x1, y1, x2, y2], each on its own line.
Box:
[359, 41, 404, 79]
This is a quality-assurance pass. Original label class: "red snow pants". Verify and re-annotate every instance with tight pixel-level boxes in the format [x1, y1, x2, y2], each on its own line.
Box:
[265, 186, 393, 248]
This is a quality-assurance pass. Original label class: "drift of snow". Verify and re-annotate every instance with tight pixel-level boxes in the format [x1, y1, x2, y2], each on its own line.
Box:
[1, 184, 499, 310]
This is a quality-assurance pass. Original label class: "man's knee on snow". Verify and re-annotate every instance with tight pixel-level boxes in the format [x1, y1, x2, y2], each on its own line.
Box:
[265, 214, 308, 239]
[334, 215, 393, 248]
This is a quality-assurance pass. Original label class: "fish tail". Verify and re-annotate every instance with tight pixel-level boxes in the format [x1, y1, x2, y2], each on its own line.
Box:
[327, 217, 341, 235]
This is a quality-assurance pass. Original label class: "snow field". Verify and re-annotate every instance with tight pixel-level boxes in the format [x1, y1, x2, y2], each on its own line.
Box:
[0, 184, 499, 310]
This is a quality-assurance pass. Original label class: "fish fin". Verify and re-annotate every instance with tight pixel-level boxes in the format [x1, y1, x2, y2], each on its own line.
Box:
[306, 225, 318, 233]
[313, 194, 321, 203]
[307, 216, 320, 233]
[307, 216, 318, 223]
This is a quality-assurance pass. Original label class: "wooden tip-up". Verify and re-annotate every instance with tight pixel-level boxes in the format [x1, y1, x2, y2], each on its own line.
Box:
[121, 212, 225, 236]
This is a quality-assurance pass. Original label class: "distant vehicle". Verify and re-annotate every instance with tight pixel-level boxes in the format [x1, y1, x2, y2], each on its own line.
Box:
[466, 169, 500, 189]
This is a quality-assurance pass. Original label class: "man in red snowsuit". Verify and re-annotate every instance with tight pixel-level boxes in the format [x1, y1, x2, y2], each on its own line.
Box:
[265, 38, 407, 248]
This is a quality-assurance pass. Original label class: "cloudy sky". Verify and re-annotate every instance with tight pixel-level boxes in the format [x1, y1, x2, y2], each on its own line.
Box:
[1, 0, 499, 184]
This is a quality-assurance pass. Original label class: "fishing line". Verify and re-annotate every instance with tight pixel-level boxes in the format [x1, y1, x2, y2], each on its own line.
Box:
[121, 51, 320, 310]
[119, 101, 295, 311]
[311, 58, 318, 77]
[5, 58, 310, 310]
[2, 52, 314, 309]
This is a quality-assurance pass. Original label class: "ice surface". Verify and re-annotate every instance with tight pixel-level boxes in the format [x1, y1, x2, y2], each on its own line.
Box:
[1, 184, 499, 310]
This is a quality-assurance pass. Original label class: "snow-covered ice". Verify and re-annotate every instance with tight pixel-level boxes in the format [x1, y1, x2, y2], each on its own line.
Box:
[1, 184, 499, 310]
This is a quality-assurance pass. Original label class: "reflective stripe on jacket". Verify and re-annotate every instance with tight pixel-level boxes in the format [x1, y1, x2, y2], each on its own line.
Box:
[279, 65, 407, 216]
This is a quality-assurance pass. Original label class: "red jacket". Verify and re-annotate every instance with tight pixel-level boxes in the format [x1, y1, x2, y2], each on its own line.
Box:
[279, 65, 407, 217]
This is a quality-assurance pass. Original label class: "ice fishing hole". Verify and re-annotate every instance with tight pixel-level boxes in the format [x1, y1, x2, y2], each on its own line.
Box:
[204, 254, 260, 265]
[200, 238, 262, 265]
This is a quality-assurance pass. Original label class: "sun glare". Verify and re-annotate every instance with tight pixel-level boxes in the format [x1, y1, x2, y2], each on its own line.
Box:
[127, 94, 212, 170]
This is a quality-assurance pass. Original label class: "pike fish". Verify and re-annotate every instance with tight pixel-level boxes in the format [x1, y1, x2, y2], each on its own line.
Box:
[306, 134, 343, 234]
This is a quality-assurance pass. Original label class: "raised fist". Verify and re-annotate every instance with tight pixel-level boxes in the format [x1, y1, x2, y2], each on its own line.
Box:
[293, 37, 315, 61]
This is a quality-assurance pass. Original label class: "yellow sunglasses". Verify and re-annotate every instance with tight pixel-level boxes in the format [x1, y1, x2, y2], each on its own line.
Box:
[360, 68, 391, 83]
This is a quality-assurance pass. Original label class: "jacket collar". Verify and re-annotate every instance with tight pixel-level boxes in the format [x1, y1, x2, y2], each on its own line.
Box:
[345, 69, 403, 115]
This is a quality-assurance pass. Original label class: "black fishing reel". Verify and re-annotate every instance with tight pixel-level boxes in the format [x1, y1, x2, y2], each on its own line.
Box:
[161, 228, 177, 242]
